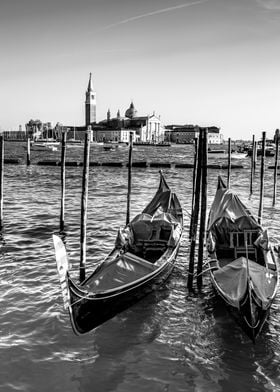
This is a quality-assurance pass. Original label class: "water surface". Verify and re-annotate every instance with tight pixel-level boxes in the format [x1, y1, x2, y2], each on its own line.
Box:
[1, 142, 280, 392]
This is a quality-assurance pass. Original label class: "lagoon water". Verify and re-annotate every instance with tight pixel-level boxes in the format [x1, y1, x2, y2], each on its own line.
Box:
[1, 142, 280, 392]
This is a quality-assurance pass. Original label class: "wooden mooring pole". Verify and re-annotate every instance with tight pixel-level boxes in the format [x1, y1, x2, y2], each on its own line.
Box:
[80, 130, 91, 283]
[273, 129, 279, 206]
[187, 129, 203, 290]
[227, 137, 231, 188]
[189, 137, 198, 239]
[60, 132, 67, 232]
[26, 137, 31, 166]
[197, 128, 208, 290]
[0, 135, 4, 230]
[258, 131, 266, 225]
[126, 132, 133, 225]
[250, 134, 255, 195]
[253, 139, 257, 174]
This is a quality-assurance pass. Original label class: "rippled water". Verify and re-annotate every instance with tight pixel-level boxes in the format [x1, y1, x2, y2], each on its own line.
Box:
[1, 142, 280, 392]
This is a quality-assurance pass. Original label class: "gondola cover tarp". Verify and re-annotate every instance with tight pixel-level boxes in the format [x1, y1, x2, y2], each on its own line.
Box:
[207, 185, 261, 245]
[213, 257, 277, 308]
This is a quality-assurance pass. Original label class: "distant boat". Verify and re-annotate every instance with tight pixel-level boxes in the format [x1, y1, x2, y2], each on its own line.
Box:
[66, 138, 83, 147]
[246, 141, 276, 157]
[103, 144, 116, 151]
[103, 142, 119, 151]
[247, 145, 275, 157]
[30, 139, 60, 151]
[208, 148, 226, 154]
[67, 138, 82, 144]
[134, 142, 171, 147]
[31, 143, 58, 152]
[230, 152, 248, 159]
[32, 138, 59, 145]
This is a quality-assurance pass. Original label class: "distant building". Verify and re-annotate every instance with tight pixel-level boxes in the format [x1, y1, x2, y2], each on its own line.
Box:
[90, 101, 165, 143]
[165, 124, 223, 144]
[165, 125, 199, 144]
[208, 126, 223, 144]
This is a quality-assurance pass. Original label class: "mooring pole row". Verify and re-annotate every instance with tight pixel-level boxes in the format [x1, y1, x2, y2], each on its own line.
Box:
[0, 135, 4, 231]
[80, 130, 91, 283]
[227, 137, 231, 188]
[273, 129, 279, 207]
[27, 137, 31, 166]
[250, 134, 255, 195]
[126, 132, 133, 225]
[189, 137, 198, 240]
[197, 128, 208, 289]
[253, 139, 257, 174]
[60, 131, 67, 232]
[187, 129, 203, 290]
[258, 131, 266, 225]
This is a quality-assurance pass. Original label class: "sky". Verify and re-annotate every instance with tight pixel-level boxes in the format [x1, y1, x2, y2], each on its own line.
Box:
[0, 0, 280, 140]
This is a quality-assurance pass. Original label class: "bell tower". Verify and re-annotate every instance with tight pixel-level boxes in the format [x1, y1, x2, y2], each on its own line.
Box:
[85, 73, 96, 126]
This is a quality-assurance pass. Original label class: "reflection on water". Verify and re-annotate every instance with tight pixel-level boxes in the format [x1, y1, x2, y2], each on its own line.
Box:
[0, 142, 280, 391]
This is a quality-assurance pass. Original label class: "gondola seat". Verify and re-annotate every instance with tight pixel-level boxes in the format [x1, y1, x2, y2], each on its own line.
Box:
[229, 230, 259, 261]
[143, 239, 168, 262]
[130, 220, 154, 253]
[130, 216, 173, 259]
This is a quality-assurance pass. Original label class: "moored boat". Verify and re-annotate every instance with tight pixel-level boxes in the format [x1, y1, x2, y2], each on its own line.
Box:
[103, 141, 119, 151]
[247, 142, 275, 157]
[134, 142, 171, 147]
[206, 177, 279, 342]
[230, 152, 247, 159]
[67, 138, 82, 146]
[208, 148, 225, 154]
[53, 171, 183, 335]
[29, 139, 60, 151]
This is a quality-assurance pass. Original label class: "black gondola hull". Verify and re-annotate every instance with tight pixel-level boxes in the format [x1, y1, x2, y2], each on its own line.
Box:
[68, 248, 179, 334]
[54, 172, 183, 335]
[211, 279, 271, 341]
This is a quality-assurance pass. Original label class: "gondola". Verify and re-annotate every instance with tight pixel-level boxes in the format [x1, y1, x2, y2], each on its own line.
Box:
[206, 177, 279, 342]
[53, 172, 183, 335]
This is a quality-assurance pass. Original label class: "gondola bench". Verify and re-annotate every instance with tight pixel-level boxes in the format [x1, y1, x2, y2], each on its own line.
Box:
[130, 219, 173, 262]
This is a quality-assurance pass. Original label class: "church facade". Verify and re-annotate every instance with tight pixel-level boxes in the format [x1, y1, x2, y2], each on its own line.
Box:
[83, 74, 165, 143]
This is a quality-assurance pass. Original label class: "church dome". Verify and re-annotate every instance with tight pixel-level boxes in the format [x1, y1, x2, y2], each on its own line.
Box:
[125, 102, 137, 119]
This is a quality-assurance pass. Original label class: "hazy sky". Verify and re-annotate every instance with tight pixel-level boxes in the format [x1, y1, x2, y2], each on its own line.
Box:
[1, 0, 280, 139]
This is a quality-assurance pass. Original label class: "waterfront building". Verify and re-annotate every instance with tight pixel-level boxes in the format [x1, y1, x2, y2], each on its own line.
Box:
[165, 124, 223, 144]
[90, 125, 136, 143]
[208, 127, 223, 144]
